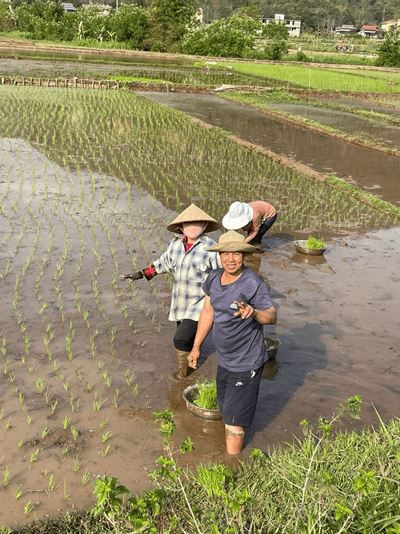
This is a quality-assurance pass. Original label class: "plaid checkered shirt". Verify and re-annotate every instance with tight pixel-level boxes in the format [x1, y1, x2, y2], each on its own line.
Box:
[153, 235, 220, 322]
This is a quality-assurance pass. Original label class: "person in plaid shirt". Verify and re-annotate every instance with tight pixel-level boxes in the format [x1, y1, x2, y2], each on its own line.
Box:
[121, 204, 220, 379]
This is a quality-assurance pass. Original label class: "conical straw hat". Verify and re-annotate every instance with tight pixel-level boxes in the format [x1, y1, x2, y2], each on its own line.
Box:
[167, 203, 220, 233]
[206, 230, 261, 253]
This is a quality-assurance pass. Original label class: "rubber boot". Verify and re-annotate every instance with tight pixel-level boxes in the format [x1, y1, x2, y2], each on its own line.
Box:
[171, 349, 190, 380]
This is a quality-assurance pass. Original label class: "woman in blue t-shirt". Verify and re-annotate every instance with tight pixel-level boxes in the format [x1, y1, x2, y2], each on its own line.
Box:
[188, 230, 277, 455]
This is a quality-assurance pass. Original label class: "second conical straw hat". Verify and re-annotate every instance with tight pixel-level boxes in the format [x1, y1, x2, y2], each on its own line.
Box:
[167, 203, 220, 233]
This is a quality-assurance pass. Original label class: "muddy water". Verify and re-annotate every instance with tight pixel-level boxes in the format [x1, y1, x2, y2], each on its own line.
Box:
[1, 140, 400, 526]
[0, 47, 194, 66]
[269, 103, 400, 150]
[143, 92, 400, 204]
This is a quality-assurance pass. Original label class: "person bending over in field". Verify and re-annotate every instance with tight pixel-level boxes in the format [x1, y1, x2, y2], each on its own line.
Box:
[222, 201, 277, 245]
[187, 231, 277, 455]
[121, 204, 220, 380]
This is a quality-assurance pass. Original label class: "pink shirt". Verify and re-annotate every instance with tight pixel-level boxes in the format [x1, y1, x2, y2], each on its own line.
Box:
[246, 201, 277, 242]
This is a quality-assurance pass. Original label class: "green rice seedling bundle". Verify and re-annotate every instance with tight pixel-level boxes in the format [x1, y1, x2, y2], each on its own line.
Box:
[305, 236, 326, 249]
[193, 380, 218, 410]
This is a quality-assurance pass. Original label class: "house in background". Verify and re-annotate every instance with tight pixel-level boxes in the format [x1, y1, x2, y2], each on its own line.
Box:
[358, 24, 383, 37]
[61, 2, 77, 13]
[261, 13, 302, 37]
[82, 3, 112, 16]
[334, 24, 357, 35]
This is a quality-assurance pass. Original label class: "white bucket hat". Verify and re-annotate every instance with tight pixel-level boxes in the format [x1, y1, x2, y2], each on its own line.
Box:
[222, 202, 253, 230]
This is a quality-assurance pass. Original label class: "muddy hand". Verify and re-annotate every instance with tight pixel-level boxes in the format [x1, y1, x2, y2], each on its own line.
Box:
[233, 301, 254, 320]
[188, 348, 200, 369]
[120, 272, 144, 281]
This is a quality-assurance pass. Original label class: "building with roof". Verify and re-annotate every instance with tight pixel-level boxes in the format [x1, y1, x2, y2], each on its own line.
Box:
[334, 24, 357, 35]
[61, 2, 77, 13]
[359, 24, 383, 37]
[261, 14, 302, 37]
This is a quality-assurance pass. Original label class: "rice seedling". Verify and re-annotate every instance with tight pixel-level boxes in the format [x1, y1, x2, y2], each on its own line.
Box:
[30, 448, 40, 463]
[4, 417, 12, 431]
[71, 455, 81, 472]
[98, 445, 111, 458]
[62, 416, 71, 430]
[2, 466, 10, 487]
[111, 388, 120, 409]
[81, 468, 91, 487]
[69, 425, 79, 443]
[41, 427, 50, 439]
[192, 380, 218, 410]
[23, 500, 34, 516]
[102, 430, 112, 443]
[93, 392, 108, 412]
[69, 394, 80, 413]
[14, 485, 23, 500]
[63, 480, 70, 501]
[305, 236, 326, 249]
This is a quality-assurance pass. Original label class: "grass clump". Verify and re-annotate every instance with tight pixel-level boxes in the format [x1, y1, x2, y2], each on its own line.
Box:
[305, 235, 326, 249]
[192, 380, 218, 410]
[14, 398, 400, 534]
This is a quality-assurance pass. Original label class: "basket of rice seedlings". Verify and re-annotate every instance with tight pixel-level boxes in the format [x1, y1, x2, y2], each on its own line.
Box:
[182, 380, 221, 421]
[293, 236, 326, 256]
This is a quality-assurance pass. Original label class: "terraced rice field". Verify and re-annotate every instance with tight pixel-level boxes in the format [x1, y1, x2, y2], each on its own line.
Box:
[0, 86, 398, 525]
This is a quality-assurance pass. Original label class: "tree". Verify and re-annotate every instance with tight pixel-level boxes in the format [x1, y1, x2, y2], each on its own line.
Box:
[0, 2, 14, 31]
[109, 5, 149, 48]
[15, 1, 65, 39]
[262, 20, 289, 40]
[147, 0, 195, 51]
[181, 16, 259, 57]
[263, 21, 288, 60]
[376, 29, 400, 67]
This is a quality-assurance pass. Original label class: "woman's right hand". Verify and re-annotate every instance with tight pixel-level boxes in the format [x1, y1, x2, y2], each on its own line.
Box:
[188, 347, 200, 369]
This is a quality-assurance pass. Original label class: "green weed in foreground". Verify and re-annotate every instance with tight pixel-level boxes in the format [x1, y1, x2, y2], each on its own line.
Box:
[13, 398, 400, 534]
[192, 380, 218, 410]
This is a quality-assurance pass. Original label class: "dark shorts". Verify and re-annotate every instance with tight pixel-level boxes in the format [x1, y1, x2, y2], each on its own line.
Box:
[216, 364, 264, 429]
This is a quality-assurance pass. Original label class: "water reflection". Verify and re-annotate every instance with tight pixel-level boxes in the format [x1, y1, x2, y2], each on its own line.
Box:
[291, 252, 327, 266]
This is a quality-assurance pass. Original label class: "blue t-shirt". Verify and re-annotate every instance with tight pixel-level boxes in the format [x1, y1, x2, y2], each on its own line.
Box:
[202, 267, 274, 372]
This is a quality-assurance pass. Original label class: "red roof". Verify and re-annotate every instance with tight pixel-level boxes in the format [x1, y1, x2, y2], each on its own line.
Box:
[361, 24, 379, 31]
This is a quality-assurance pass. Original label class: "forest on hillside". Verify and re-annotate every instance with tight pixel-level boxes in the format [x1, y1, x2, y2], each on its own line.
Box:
[198, 0, 400, 31]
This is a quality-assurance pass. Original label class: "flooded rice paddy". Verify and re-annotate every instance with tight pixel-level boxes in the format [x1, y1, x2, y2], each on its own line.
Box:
[144, 92, 400, 204]
[268, 103, 400, 150]
[0, 57, 270, 88]
[0, 86, 399, 527]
